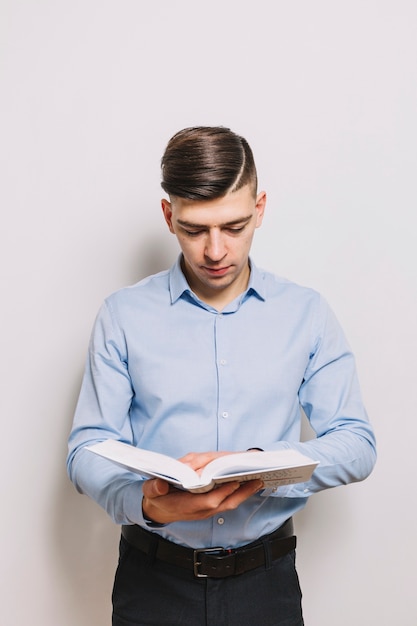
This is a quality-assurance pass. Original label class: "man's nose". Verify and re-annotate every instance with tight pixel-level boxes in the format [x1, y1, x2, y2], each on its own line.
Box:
[204, 230, 226, 261]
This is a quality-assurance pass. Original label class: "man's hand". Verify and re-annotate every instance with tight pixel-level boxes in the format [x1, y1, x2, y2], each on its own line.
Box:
[142, 450, 264, 525]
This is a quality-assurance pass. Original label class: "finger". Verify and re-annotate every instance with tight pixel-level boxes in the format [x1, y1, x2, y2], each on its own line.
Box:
[195, 479, 261, 511]
[179, 451, 220, 471]
[183, 480, 263, 521]
[180, 451, 233, 472]
[215, 480, 264, 510]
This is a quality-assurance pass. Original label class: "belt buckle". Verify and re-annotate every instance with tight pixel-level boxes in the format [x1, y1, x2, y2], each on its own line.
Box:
[193, 547, 225, 578]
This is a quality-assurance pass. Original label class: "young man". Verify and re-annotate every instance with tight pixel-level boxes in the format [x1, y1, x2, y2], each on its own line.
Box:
[67, 126, 376, 625]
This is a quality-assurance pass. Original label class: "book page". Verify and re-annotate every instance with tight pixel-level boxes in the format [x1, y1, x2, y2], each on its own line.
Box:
[86, 440, 200, 486]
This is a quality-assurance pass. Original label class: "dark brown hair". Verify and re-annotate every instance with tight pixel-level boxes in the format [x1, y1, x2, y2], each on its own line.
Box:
[161, 126, 257, 200]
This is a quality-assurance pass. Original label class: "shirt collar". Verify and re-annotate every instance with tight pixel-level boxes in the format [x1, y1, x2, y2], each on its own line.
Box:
[169, 255, 266, 305]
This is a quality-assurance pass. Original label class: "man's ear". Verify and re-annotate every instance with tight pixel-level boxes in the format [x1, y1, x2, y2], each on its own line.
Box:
[255, 191, 267, 228]
[161, 198, 175, 233]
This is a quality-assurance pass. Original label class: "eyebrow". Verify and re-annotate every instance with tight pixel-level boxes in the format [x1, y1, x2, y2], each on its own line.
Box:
[176, 215, 253, 229]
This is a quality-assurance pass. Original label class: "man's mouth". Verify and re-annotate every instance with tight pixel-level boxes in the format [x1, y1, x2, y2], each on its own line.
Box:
[202, 266, 231, 277]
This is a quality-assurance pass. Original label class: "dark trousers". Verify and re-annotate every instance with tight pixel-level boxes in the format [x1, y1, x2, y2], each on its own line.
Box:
[112, 536, 304, 626]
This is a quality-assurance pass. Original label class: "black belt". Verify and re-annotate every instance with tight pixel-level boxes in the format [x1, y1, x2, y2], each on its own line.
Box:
[121, 518, 296, 578]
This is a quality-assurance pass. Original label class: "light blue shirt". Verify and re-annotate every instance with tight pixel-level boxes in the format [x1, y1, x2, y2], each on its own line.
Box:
[67, 256, 376, 549]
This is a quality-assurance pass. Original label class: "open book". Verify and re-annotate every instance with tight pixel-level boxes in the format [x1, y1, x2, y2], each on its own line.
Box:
[86, 439, 319, 493]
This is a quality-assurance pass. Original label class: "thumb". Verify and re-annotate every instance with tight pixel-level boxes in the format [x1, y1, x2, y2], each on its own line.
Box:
[143, 477, 170, 498]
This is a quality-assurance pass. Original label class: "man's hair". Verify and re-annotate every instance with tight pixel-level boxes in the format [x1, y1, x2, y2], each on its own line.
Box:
[161, 126, 258, 200]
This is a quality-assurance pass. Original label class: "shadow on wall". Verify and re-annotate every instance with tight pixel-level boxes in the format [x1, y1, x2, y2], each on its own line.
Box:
[53, 472, 119, 625]
[129, 232, 179, 284]
[51, 368, 119, 626]
[51, 242, 178, 625]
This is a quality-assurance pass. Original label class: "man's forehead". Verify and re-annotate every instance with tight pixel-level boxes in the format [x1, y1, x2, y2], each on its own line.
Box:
[169, 186, 257, 227]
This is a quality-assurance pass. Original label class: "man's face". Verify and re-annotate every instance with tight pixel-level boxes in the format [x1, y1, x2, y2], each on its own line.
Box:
[161, 184, 266, 307]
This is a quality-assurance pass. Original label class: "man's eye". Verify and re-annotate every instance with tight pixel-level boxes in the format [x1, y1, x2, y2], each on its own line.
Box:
[227, 226, 245, 234]
[185, 230, 203, 237]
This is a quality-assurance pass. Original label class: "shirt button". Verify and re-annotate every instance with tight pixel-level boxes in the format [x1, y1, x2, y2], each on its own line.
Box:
[217, 517, 225, 525]
[220, 359, 227, 365]
[222, 411, 229, 418]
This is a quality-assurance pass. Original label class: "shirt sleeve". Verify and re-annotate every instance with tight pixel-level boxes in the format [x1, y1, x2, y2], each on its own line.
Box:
[267, 295, 376, 498]
[66, 300, 148, 525]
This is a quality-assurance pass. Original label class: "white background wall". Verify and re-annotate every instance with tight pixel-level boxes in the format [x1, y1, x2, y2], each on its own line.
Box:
[1, 1, 416, 624]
